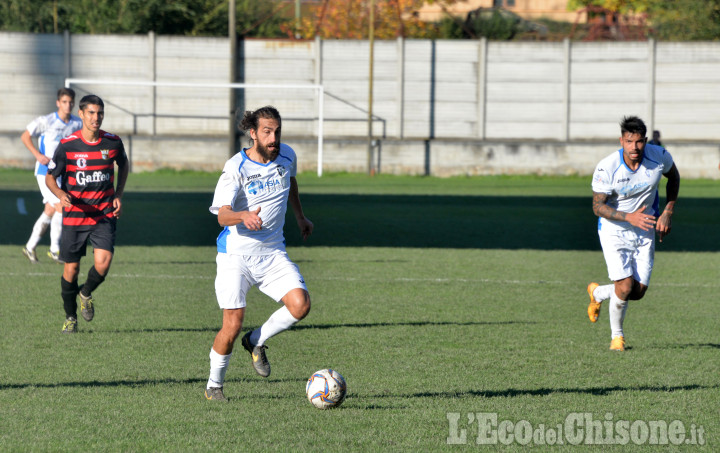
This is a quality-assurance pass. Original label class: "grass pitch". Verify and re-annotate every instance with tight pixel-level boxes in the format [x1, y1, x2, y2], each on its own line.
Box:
[0, 169, 718, 451]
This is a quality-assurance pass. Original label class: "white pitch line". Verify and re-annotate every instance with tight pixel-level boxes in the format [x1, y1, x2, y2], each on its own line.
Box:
[5, 272, 720, 288]
[16, 198, 27, 215]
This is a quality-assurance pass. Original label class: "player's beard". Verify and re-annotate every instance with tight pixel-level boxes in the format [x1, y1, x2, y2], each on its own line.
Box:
[256, 141, 279, 162]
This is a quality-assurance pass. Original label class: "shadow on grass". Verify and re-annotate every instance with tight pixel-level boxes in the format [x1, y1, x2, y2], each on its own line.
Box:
[293, 320, 537, 330]
[100, 320, 536, 334]
[648, 343, 720, 350]
[5, 190, 720, 251]
[4, 381, 716, 398]
[394, 383, 720, 399]
[0, 376, 304, 391]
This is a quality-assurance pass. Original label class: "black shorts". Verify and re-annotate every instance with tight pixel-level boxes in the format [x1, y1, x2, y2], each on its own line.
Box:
[59, 219, 117, 263]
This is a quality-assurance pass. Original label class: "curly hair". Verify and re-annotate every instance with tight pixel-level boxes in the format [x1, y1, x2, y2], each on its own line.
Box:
[238, 106, 281, 133]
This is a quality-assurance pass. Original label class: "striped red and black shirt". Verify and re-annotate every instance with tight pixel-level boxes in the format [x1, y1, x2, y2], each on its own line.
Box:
[50, 130, 128, 227]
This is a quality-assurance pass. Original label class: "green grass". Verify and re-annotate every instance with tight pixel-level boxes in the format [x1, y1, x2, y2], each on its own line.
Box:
[0, 169, 718, 451]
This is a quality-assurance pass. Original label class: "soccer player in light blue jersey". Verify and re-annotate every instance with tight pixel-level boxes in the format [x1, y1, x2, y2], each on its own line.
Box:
[21, 88, 82, 263]
[205, 106, 313, 401]
[586, 116, 680, 351]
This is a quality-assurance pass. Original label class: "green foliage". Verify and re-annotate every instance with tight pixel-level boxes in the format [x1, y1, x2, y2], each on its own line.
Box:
[567, 0, 720, 40]
[0, 0, 57, 33]
[648, 0, 720, 41]
[0, 0, 288, 37]
[436, 9, 519, 40]
[567, 0, 651, 14]
[2, 0, 718, 40]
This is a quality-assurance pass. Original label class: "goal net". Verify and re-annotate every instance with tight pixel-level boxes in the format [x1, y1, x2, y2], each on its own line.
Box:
[65, 78, 326, 176]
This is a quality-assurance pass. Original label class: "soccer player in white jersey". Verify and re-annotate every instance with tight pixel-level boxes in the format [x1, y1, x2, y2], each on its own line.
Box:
[587, 116, 680, 351]
[21, 88, 82, 263]
[205, 106, 314, 401]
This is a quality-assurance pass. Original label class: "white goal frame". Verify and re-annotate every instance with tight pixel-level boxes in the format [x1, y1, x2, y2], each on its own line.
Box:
[65, 78, 325, 177]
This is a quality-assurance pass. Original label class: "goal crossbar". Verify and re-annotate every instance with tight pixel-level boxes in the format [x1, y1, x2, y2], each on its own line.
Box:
[65, 78, 325, 176]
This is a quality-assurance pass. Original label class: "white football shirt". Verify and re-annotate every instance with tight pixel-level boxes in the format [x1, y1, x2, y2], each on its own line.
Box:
[26, 112, 82, 177]
[592, 144, 674, 233]
[210, 144, 297, 255]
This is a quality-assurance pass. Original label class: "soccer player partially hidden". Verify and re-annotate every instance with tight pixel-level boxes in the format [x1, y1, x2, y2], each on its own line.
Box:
[21, 88, 82, 263]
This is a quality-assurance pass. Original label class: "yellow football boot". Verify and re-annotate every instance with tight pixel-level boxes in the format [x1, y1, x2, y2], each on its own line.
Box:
[610, 336, 625, 351]
[587, 282, 602, 323]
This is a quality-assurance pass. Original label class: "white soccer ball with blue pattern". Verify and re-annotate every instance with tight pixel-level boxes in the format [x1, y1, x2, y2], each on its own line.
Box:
[306, 369, 347, 409]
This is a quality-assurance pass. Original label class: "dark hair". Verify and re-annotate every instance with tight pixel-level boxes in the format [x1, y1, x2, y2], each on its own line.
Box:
[238, 106, 281, 132]
[57, 88, 75, 100]
[620, 116, 647, 137]
[79, 94, 104, 111]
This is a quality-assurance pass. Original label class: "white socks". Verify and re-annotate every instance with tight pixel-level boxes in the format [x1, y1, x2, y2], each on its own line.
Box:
[208, 307, 300, 389]
[593, 284, 614, 302]
[50, 211, 62, 253]
[207, 348, 232, 389]
[250, 305, 300, 347]
[26, 213, 51, 250]
[609, 293, 628, 339]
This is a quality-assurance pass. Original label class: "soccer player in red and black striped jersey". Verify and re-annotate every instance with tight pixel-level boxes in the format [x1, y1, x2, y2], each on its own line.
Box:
[46, 94, 129, 333]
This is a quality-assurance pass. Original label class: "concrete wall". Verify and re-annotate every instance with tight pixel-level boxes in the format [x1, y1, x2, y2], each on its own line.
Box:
[2, 132, 718, 179]
[2, 32, 719, 177]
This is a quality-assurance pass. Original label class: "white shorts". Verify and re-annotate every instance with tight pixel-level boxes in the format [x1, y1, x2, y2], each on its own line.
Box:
[215, 251, 307, 309]
[598, 227, 655, 286]
[36, 174, 60, 205]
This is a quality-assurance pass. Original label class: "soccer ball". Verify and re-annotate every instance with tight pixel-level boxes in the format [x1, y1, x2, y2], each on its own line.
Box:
[305, 369, 347, 409]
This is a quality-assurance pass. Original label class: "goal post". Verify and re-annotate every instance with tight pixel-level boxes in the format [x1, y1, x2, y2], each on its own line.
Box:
[65, 78, 325, 177]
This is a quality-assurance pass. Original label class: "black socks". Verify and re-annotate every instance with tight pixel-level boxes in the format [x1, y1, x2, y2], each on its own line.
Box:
[81, 266, 105, 297]
[61, 277, 79, 319]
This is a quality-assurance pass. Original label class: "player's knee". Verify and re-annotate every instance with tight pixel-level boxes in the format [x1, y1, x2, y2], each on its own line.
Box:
[614, 288, 631, 300]
[286, 291, 311, 320]
[613, 280, 633, 300]
[221, 313, 243, 338]
[298, 296, 311, 320]
[63, 263, 80, 282]
[93, 254, 113, 275]
[630, 284, 648, 301]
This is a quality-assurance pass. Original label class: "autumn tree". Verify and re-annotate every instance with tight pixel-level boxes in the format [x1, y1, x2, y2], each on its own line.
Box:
[567, 0, 649, 14]
[568, 0, 720, 40]
[290, 0, 459, 40]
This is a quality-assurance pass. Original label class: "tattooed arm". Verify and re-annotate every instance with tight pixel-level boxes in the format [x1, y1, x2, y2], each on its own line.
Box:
[592, 192, 657, 232]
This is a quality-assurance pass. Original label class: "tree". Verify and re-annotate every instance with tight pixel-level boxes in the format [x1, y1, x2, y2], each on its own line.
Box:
[291, 0, 453, 40]
[568, 0, 720, 40]
[648, 0, 720, 40]
[0, 0, 288, 37]
[0, 0, 57, 33]
[437, 8, 530, 40]
[567, 0, 650, 14]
